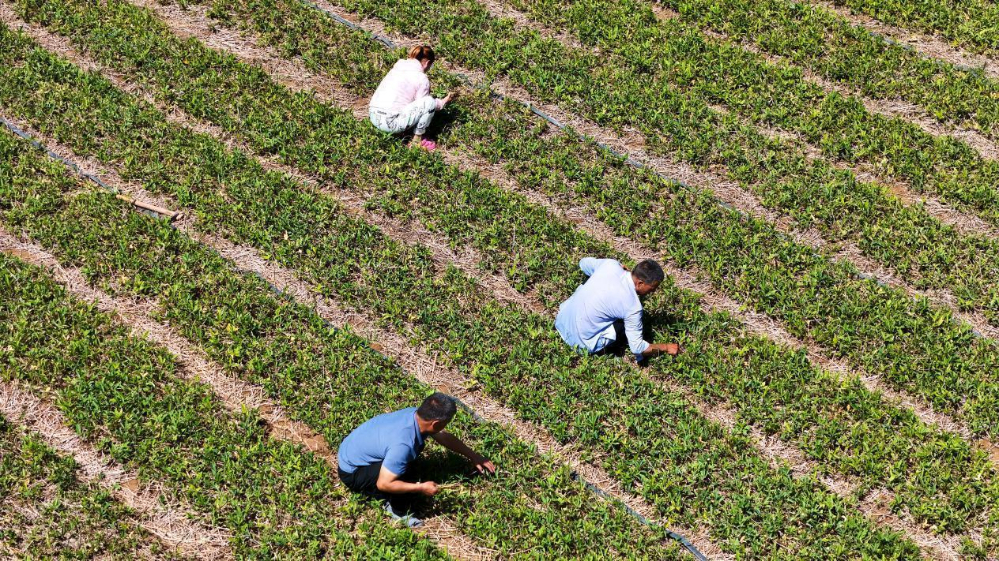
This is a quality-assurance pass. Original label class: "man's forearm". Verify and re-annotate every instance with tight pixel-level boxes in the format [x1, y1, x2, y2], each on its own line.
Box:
[377, 478, 423, 494]
[640, 342, 679, 358]
[431, 431, 478, 460]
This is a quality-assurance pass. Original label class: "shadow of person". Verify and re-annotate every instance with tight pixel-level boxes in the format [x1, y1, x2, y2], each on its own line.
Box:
[421, 103, 469, 141]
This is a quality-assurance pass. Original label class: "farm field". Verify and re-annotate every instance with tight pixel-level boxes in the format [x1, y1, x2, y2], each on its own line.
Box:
[1, 0, 999, 558]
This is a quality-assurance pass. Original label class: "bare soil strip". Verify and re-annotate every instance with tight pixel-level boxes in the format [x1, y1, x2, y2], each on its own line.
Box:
[799, 0, 999, 80]
[649, 4, 999, 163]
[0, 378, 234, 560]
[4, 6, 977, 554]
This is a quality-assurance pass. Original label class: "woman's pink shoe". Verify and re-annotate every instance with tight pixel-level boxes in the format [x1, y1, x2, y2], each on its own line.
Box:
[418, 138, 437, 151]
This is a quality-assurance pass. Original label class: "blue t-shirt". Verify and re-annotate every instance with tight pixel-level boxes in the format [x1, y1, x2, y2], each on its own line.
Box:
[337, 407, 426, 475]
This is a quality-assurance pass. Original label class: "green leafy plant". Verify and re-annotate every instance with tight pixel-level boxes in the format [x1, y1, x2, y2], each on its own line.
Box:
[0, 417, 185, 560]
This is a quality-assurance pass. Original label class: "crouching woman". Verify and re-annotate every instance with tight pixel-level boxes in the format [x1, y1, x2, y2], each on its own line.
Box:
[368, 45, 456, 151]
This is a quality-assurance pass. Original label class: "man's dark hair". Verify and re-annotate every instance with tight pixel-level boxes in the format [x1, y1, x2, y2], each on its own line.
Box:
[417, 392, 457, 422]
[632, 259, 665, 285]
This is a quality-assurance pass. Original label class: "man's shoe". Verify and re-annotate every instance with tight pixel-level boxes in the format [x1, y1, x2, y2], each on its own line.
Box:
[384, 502, 423, 528]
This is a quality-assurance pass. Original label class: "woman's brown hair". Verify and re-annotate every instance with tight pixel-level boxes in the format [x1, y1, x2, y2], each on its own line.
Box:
[407, 45, 436, 64]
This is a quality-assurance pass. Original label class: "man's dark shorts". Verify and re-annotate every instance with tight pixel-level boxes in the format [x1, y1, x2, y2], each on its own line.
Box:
[339, 462, 418, 512]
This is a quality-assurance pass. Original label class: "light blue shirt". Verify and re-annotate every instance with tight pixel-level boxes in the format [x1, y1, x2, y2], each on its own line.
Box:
[337, 407, 426, 475]
[555, 258, 651, 359]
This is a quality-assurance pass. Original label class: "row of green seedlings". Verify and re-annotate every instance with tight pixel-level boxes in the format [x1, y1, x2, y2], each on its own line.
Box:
[287, 0, 999, 327]
[0, 415, 186, 559]
[498, 0, 999, 227]
[823, 0, 999, 56]
[0, 253, 447, 559]
[1, 10, 994, 557]
[652, 0, 999, 139]
[0, 127, 689, 557]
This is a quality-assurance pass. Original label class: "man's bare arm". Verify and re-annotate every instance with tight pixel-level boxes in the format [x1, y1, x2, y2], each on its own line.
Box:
[376, 465, 438, 496]
[430, 431, 497, 474]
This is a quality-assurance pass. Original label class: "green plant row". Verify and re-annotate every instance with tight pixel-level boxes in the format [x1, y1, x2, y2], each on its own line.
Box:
[653, 0, 999, 140]
[0, 137, 685, 558]
[190, 0, 999, 446]
[0, 17, 926, 559]
[7, 0, 999, 548]
[826, 0, 999, 57]
[311, 0, 999, 325]
[0, 415, 186, 560]
[0, 261, 443, 558]
[500, 0, 999, 231]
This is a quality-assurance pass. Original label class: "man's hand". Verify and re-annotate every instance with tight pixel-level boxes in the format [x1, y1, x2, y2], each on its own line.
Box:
[420, 481, 440, 496]
[469, 454, 497, 476]
[650, 342, 680, 356]
[430, 431, 498, 477]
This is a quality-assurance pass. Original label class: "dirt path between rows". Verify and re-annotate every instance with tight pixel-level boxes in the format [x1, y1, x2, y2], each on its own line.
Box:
[0, 364, 233, 559]
[800, 0, 999, 80]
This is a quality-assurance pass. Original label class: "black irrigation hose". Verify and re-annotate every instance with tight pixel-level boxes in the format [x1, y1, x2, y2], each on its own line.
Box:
[812, 5, 987, 76]
[1, 116, 173, 222]
[1, 117, 115, 192]
[575, 473, 709, 561]
[448, 396, 709, 561]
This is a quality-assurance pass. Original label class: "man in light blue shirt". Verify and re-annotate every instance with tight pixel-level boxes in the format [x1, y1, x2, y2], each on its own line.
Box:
[556, 258, 679, 361]
[338, 393, 496, 527]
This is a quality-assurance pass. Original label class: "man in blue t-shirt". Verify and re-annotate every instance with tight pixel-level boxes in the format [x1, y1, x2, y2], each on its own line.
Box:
[337, 393, 496, 527]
